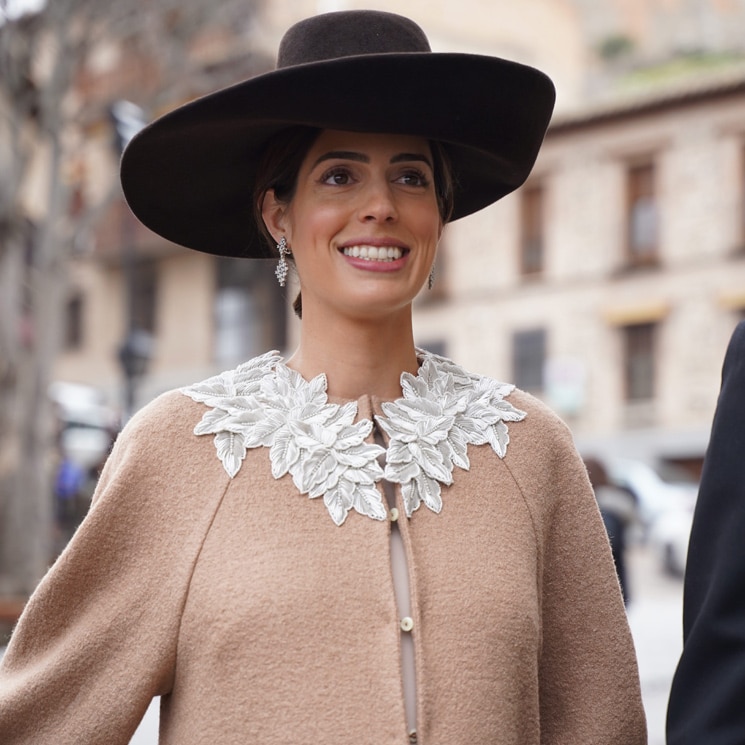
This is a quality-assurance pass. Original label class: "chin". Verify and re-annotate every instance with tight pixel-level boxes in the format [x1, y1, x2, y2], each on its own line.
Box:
[338, 294, 415, 322]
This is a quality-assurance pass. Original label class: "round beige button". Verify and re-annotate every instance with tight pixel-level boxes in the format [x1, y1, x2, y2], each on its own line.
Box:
[389, 507, 399, 522]
[400, 616, 414, 632]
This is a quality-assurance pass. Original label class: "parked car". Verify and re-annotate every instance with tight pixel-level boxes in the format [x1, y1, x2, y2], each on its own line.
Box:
[605, 457, 697, 531]
[49, 382, 119, 470]
[647, 503, 694, 577]
[605, 457, 698, 576]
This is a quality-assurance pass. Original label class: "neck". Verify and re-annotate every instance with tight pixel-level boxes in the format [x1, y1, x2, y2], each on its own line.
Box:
[286, 306, 419, 401]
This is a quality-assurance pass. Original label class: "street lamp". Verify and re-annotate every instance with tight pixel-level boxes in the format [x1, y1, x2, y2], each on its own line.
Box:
[117, 328, 153, 417]
[109, 100, 150, 420]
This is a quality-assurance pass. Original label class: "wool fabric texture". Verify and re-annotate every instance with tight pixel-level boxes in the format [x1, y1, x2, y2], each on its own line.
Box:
[0, 363, 646, 744]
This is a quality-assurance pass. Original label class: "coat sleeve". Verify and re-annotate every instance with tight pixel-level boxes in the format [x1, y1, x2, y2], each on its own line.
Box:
[510, 398, 647, 744]
[0, 392, 228, 744]
[667, 321, 745, 745]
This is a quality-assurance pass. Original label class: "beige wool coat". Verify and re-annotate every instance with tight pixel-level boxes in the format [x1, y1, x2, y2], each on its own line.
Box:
[0, 355, 646, 744]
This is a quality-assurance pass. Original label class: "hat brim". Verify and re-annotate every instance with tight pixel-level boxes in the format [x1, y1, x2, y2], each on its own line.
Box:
[120, 52, 555, 258]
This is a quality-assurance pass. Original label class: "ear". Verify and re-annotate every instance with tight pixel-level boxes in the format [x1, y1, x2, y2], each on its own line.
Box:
[261, 189, 289, 245]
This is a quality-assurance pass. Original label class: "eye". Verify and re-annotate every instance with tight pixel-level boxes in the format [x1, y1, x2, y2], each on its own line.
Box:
[320, 166, 355, 186]
[395, 168, 430, 188]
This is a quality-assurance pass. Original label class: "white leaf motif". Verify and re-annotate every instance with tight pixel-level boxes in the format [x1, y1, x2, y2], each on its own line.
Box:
[269, 429, 300, 479]
[181, 348, 526, 524]
[214, 431, 246, 478]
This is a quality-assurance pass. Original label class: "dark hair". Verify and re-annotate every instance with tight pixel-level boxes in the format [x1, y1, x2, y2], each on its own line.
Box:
[253, 126, 455, 318]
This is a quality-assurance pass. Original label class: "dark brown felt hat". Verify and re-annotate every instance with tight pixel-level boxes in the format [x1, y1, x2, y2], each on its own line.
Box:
[120, 10, 556, 258]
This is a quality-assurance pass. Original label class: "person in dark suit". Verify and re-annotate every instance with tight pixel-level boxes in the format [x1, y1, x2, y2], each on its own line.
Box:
[667, 320, 745, 744]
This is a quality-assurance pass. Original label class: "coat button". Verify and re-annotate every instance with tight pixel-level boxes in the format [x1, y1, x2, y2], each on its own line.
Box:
[389, 507, 399, 522]
[400, 616, 414, 632]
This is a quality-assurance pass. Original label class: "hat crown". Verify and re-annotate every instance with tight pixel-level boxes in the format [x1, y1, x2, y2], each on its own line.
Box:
[277, 10, 431, 68]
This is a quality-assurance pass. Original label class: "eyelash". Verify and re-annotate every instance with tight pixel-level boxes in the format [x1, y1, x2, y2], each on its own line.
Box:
[318, 166, 431, 188]
[320, 167, 355, 186]
[397, 168, 430, 188]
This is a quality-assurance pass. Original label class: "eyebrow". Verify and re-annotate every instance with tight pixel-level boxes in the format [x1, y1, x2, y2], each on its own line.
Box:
[310, 150, 433, 170]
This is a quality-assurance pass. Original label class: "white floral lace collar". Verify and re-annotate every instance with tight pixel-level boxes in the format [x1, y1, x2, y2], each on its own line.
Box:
[180, 350, 526, 525]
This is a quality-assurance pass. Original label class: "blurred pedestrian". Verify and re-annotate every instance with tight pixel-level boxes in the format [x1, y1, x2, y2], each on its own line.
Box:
[52, 453, 85, 539]
[667, 320, 745, 744]
[0, 10, 646, 744]
[584, 456, 638, 605]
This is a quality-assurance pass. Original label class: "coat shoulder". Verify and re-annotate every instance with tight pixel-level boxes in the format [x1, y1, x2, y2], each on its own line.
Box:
[506, 387, 577, 453]
[99, 387, 224, 494]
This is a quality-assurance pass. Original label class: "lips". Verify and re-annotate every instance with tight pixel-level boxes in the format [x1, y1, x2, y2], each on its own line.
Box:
[340, 245, 407, 262]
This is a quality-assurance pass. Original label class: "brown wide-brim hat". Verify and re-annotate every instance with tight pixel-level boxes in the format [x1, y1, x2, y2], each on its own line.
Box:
[120, 10, 555, 259]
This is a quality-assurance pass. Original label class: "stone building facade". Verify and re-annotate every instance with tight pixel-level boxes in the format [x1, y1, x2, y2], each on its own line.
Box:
[413, 70, 745, 470]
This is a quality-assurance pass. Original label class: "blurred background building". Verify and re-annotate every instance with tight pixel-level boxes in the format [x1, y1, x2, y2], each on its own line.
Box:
[3, 0, 745, 594]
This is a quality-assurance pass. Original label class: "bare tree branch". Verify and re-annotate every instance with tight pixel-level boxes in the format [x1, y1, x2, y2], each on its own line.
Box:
[0, 0, 264, 594]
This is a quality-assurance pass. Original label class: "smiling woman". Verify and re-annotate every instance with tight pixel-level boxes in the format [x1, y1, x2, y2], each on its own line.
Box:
[0, 10, 646, 745]
[252, 126, 454, 319]
[258, 130, 444, 349]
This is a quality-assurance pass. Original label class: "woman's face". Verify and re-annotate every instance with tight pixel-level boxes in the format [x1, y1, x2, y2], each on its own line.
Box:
[263, 129, 443, 321]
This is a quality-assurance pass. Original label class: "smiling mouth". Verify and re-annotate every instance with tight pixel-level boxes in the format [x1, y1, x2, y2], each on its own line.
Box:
[340, 245, 407, 262]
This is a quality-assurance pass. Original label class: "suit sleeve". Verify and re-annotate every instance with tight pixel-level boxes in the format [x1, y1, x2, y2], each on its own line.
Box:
[0, 393, 227, 744]
[667, 321, 745, 745]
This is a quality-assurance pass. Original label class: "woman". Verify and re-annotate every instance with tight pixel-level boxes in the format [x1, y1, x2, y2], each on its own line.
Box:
[0, 10, 646, 744]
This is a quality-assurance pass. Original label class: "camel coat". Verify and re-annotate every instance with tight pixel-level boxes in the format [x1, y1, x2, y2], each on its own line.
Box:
[0, 357, 646, 744]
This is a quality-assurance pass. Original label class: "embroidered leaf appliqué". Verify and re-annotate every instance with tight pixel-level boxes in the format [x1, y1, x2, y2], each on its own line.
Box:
[181, 349, 525, 523]
[215, 431, 246, 478]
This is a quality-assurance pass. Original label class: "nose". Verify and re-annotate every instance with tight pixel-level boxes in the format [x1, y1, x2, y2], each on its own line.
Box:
[358, 179, 398, 223]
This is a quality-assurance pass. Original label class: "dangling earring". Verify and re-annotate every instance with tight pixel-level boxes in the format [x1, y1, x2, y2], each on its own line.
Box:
[275, 236, 290, 287]
[428, 265, 435, 290]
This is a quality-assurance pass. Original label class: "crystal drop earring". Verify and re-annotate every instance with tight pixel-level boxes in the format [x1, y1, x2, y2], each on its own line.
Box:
[275, 236, 290, 287]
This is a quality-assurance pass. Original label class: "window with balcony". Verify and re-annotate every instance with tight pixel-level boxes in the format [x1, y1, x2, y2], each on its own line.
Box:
[64, 293, 84, 350]
[519, 182, 545, 277]
[625, 161, 659, 267]
[512, 328, 546, 392]
[130, 258, 159, 334]
[622, 322, 656, 401]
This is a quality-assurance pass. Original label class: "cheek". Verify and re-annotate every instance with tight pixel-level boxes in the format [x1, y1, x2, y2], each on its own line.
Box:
[413, 205, 443, 246]
[290, 202, 348, 248]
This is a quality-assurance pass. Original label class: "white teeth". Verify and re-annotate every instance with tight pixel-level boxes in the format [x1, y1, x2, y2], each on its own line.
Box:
[341, 245, 404, 261]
